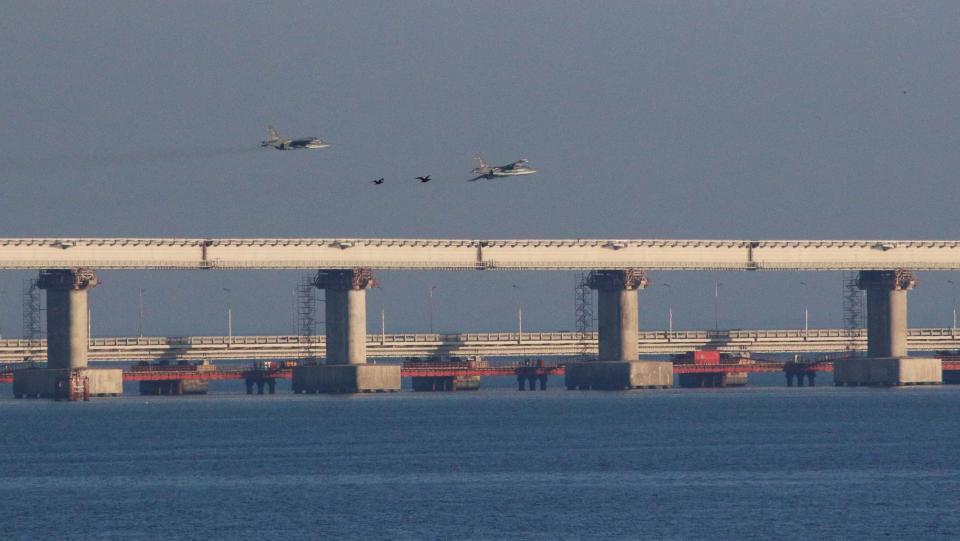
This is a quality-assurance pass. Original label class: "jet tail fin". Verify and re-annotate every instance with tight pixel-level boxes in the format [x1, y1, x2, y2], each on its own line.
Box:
[266, 126, 281, 142]
[473, 154, 486, 170]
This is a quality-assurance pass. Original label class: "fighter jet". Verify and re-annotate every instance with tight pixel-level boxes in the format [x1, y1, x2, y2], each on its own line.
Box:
[467, 154, 537, 181]
[260, 126, 330, 150]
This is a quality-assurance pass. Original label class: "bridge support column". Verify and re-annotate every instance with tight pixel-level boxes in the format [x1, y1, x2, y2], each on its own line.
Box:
[860, 270, 915, 358]
[565, 270, 672, 390]
[834, 270, 940, 386]
[12, 269, 122, 399]
[40, 269, 98, 370]
[317, 269, 376, 365]
[291, 269, 400, 394]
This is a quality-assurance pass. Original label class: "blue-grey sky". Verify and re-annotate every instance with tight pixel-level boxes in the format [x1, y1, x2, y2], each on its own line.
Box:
[1, 2, 959, 338]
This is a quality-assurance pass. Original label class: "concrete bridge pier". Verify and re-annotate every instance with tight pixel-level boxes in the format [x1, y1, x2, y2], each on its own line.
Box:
[565, 270, 672, 390]
[13, 269, 122, 399]
[41, 268, 98, 370]
[291, 269, 400, 394]
[834, 270, 941, 386]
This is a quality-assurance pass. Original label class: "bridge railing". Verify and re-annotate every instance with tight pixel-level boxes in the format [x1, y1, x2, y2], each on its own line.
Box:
[2, 328, 960, 363]
[4, 328, 960, 350]
[0, 327, 960, 350]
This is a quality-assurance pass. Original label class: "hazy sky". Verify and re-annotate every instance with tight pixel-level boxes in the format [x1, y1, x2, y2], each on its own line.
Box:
[1, 2, 959, 338]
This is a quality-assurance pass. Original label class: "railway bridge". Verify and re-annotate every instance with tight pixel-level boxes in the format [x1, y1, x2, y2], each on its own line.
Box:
[3, 237, 960, 393]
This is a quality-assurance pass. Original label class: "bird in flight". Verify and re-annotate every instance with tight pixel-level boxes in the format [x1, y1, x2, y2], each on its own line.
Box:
[417, 175, 431, 183]
[372, 178, 384, 185]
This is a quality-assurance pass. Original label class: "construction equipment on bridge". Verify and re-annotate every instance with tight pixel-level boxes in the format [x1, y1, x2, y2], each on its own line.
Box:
[843, 271, 864, 355]
[296, 273, 320, 363]
[21, 279, 42, 361]
[574, 272, 594, 361]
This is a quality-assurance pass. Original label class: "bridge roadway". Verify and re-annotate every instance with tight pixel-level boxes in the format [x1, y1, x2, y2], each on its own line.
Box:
[2, 328, 959, 362]
[3, 238, 960, 270]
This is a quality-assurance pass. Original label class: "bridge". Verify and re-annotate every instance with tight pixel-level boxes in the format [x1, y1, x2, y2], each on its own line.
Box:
[2, 328, 959, 363]
[2, 237, 960, 270]
[4, 237, 958, 393]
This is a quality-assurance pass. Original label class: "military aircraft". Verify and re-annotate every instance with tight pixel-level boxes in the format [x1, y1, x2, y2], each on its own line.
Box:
[417, 175, 431, 183]
[260, 126, 330, 150]
[467, 154, 537, 181]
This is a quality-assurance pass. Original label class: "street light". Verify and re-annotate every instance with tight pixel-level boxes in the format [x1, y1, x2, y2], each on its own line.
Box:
[381, 306, 386, 344]
[799, 281, 808, 336]
[138, 287, 146, 337]
[714, 281, 723, 332]
[428, 286, 437, 333]
[222, 287, 232, 341]
[512, 284, 523, 343]
[372, 283, 386, 344]
[291, 287, 297, 335]
[662, 283, 673, 335]
[949, 280, 957, 336]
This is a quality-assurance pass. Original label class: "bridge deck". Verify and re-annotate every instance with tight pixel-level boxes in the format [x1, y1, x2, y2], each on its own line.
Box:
[3, 238, 960, 270]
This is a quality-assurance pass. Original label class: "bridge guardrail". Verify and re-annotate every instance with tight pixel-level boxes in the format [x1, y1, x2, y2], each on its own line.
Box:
[3, 328, 959, 362]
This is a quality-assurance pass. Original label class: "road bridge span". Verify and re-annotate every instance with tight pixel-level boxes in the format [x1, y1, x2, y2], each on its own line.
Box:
[3, 237, 960, 270]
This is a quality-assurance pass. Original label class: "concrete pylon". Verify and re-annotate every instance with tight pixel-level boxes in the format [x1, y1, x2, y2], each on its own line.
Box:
[833, 269, 940, 387]
[856, 270, 916, 358]
[587, 269, 649, 361]
[292, 268, 399, 394]
[37, 268, 99, 369]
[313, 269, 376, 364]
[565, 269, 672, 390]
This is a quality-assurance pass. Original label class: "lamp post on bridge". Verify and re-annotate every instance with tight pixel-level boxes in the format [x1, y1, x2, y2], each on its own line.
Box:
[223, 287, 232, 343]
[428, 285, 437, 334]
[373, 284, 386, 345]
[662, 282, 673, 336]
[714, 281, 723, 332]
[800, 281, 809, 337]
[138, 287, 146, 338]
[291, 287, 297, 336]
[949, 280, 957, 337]
[512, 284, 523, 344]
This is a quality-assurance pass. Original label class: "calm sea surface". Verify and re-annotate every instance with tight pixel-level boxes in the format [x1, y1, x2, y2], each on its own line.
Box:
[2, 376, 959, 540]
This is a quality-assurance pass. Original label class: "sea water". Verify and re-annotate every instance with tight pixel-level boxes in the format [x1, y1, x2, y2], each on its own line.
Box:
[1, 377, 959, 540]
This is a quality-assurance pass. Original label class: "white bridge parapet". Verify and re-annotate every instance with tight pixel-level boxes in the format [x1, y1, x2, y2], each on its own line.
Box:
[2, 238, 960, 270]
[2, 328, 959, 362]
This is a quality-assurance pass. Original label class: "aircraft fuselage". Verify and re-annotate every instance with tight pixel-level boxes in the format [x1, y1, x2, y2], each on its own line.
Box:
[267, 138, 330, 150]
[489, 168, 537, 176]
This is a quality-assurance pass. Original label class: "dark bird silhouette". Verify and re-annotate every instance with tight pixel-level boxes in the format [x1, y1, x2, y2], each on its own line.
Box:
[417, 175, 431, 183]
[372, 178, 384, 185]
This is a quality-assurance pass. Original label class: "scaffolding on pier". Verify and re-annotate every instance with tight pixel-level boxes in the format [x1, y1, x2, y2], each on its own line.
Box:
[842, 272, 864, 356]
[21, 279, 43, 360]
[296, 273, 322, 363]
[574, 272, 595, 361]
